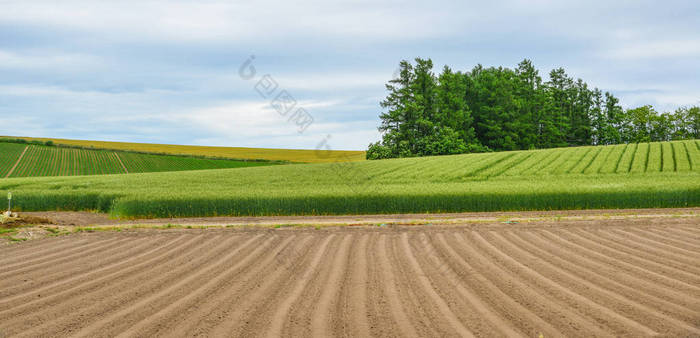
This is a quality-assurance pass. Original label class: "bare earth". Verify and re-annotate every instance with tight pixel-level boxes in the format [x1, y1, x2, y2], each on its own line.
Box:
[0, 210, 699, 337]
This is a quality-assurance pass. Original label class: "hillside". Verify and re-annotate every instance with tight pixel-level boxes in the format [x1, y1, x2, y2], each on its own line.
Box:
[0, 142, 271, 178]
[2, 140, 698, 218]
[3, 136, 366, 163]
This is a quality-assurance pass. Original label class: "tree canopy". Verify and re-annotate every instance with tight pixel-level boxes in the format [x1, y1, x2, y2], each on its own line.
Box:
[368, 58, 700, 159]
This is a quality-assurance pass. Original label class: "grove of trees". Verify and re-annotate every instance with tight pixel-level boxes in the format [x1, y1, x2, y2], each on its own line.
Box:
[367, 58, 700, 159]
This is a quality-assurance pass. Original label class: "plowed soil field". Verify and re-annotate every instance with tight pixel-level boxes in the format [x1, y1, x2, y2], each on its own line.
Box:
[1, 215, 698, 337]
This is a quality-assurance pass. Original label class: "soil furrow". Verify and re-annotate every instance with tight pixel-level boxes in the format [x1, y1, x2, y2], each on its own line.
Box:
[474, 231, 657, 336]
[572, 229, 700, 288]
[433, 233, 564, 337]
[115, 234, 279, 337]
[165, 234, 306, 337]
[374, 234, 419, 337]
[609, 227, 700, 259]
[531, 229, 699, 312]
[415, 233, 513, 337]
[0, 234, 195, 318]
[0, 235, 161, 299]
[263, 234, 335, 338]
[0, 237, 88, 264]
[71, 234, 260, 337]
[0, 237, 121, 276]
[401, 233, 476, 337]
[9, 234, 230, 337]
[547, 228, 700, 297]
[643, 227, 700, 249]
[1, 219, 698, 337]
[334, 234, 370, 337]
[388, 233, 452, 337]
[311, 235, 354, 337]
[453, 232, 613, 337]
[505, 230, 700, 334]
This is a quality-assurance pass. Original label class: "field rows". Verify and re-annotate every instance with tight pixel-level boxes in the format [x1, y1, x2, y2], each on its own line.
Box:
[8, 137, 366, 163]
[2, 140, 699, 217]
[1, 144, 271, 178]
[1, 221, 698, 337]
[0, 142, 27, 177]
[368, 140, 700, 182]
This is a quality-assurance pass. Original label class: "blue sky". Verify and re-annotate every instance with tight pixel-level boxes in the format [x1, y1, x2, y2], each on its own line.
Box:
[1, 0, 698, 150]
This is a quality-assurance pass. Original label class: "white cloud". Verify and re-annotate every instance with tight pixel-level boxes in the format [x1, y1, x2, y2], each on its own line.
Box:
[0, 0, 698, 150]
[603, 39, 700, 60]
[0, 50, 102, 70]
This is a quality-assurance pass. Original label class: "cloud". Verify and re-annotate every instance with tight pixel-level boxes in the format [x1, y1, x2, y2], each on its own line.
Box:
[0, 50, 102, 71]
[0, 0, 698, 150]
[603, 39, 700, 60]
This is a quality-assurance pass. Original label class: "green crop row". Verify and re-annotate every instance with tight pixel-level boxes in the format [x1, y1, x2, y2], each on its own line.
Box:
[1, 142, 274, 178]
[0, 142, 697, 218]
[0, 142, 27, 177]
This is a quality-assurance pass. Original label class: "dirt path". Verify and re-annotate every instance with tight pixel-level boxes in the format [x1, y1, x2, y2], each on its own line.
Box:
[21, 207, 700, 228]
[114, 152, 128, 174]
[0, 215, 698, 337]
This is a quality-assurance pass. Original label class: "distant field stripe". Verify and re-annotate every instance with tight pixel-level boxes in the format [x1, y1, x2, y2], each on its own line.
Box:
[501, 149, 551, 176]
[10, 145, 34, 177]
[662, 142, 675, 172]
[540, 147, 578, 175]
[598, 144, 625, 174]
[4, 145, 28, 178]
[464, 152, 516, 177]
[521, 148, 565, 175]
[618, 143, 638, 174]
[629, 143, 648, 173]
[554, 147, 592, 174]
[646, 142, 662, 172]
[572, 146, 603, 174]
[480, 152, 532, 178]
[614, 144, 632, 173]
[115, 153, 128, 174]
[583, 145, 613, 174]
[439, 154, 494, 178]
[683, 141, 698, 171]
[672, 142, 691, 172]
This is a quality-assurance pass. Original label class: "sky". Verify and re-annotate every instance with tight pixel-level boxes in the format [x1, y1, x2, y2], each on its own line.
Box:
[1, 0, 698, 151]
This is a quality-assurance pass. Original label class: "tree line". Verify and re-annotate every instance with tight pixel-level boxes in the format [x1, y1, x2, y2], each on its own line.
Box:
[367, 58, 700, 159]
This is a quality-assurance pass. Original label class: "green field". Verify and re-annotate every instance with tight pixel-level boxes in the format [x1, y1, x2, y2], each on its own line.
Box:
[1, 140, 698, 218]
[0, 142, 28, 177]
[2, 136, 365, 163]
[0, 143, 272, 178]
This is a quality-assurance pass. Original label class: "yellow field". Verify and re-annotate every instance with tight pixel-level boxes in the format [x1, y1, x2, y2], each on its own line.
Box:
[3, 136, 366, 163]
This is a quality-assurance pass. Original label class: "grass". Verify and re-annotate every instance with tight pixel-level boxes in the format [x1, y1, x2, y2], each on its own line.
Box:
[0, 228, 18, 235]
[3, 136, 366, 163]
[1, 142, 273, 178]
[0, 140, 698, 218]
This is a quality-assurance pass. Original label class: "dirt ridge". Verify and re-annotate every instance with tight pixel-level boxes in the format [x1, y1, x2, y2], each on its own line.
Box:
[1, 217, 698, 337]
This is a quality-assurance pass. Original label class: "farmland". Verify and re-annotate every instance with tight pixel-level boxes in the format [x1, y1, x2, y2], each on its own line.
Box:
[0, 215, 698, 337]
[1, 140, 698, 218]
[0, 143, 272, 178]
[3, 136, 366, 163]
[0, 142, 27, 177]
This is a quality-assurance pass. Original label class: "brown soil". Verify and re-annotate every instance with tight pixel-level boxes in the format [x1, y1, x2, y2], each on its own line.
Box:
[0, 213, 698, 337]
[21, 207, 700, 227]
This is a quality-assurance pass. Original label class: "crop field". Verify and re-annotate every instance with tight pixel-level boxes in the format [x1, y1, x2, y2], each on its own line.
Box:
[1, 140, 698, 218]
[0, 142, 27, 178]
[1, 216, 698, 337]
[3, 136, 366, 163]
[0, 143, 271, 178]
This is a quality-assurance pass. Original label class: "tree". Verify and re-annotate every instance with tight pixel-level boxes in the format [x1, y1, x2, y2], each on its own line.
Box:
[369, 58, 696, 159]
[603, 92, 625, 144]
[590, 89, 605, 144]
[515, 59, 541, 149]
